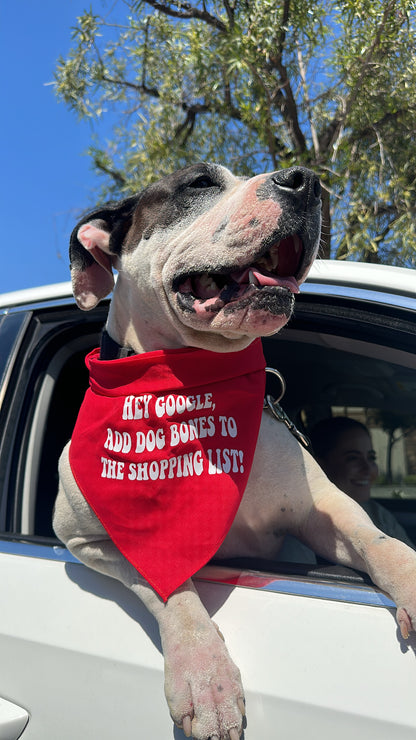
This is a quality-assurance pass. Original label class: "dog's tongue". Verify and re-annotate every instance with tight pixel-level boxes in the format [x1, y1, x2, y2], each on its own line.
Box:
[231, 267, 300, 294]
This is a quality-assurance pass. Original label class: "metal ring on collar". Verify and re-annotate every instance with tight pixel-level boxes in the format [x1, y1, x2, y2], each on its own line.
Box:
[265, 367, 286, 403]
[263, 367, 310, 449]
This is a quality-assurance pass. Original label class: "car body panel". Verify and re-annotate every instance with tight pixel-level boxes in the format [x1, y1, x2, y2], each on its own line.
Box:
[1, 542, 416, 739]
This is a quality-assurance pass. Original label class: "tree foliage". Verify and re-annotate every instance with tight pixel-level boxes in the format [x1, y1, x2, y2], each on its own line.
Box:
[369, 409, 416, 483]
[55, 0, 416, 264]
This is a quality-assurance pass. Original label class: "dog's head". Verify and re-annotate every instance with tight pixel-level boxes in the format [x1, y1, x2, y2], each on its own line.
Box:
[70, 162, 321, 352]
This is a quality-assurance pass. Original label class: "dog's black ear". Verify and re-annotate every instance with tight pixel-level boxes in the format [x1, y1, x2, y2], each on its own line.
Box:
[70, 196, 138, 310]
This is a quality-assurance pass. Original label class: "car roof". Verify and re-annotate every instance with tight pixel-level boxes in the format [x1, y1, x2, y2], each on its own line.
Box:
[303, 260, 416, 299]
[0, 260, 415, 311]
[0, 281, 73, 310]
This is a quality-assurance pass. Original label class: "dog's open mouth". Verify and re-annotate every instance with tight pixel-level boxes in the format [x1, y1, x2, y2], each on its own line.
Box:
[174, 235, 303, 316]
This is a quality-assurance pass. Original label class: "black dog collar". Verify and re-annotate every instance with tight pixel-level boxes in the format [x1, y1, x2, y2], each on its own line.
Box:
[100, 330, 135, 360]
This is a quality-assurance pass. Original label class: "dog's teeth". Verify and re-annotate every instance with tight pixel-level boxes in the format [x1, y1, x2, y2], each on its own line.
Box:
[270, 248, 279, 270]
[196, 274, 220, 299]
[200, 275, 216, 289]
[249, 270, 260, 286]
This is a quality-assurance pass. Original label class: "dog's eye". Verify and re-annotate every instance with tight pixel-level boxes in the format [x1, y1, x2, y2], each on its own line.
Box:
[189, 175, 217, 189]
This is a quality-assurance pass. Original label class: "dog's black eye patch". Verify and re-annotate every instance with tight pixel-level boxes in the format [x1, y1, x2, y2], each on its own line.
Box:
[188, 175, 218, 189]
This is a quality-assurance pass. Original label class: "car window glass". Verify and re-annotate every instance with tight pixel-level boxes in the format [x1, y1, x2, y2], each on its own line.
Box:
[264, 329, 416, 504]
[0, 312, 30, 404]
[307, 405, 416, 501]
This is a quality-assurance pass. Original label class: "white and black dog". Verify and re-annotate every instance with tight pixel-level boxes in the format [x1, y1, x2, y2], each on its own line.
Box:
[54, 163, 416, 740]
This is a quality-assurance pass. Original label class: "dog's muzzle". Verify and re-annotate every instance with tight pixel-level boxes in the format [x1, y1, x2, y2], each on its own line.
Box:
[174, 233, 303, 317]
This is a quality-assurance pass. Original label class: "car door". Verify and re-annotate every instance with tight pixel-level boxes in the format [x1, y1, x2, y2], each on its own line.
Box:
[0, 301, 173, 739]
[0, 288, 416, 739]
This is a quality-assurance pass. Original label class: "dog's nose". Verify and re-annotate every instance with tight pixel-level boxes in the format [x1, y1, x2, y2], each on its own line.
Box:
[270, 167, 321, 207]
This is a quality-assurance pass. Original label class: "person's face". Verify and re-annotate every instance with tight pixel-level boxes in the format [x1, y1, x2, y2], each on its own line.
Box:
[319, 428, 378, 503]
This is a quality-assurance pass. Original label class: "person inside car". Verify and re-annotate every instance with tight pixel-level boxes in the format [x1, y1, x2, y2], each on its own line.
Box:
[309, 416, 414, 548]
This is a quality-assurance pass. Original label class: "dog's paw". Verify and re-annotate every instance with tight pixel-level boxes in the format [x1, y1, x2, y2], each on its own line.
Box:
[396, 606, 416, 640]
[389, 576, 416, 640]
[382, 553, 416, 640]
[162, 619, 245, 739]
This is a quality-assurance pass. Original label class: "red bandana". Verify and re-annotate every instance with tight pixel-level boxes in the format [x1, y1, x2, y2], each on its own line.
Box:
[69, 339, 266, 600]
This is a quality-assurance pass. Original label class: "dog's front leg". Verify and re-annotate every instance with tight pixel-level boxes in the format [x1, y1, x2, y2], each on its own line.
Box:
[55, 444, 245, 740]
[158, 580, 244, 740]
[124, 571, 245, 739]
[246, 420, 416, 642]
[68, 545, 245, 739]
[301, 482, 416, 639]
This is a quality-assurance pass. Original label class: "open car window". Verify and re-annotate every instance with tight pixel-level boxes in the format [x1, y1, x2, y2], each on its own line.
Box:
[263, 294, 416, 545]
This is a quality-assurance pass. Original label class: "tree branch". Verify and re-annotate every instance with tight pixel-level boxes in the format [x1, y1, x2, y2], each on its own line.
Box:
[100, 73, 160, 99]
[245, 62, 297, 161]
[346, 0, 399, 117]
[272, 0, 290, 58]
[222, 0, 235, 30]
[143, 1, 227, 32]
[349, 108, 414, 143]
[297, 45, 320, 158]
[270, 69, 307, 154]
[92, 156, 128, 187]
[337, 201, 399, 262]
[265, 0, 307, 154]
[174, 102, 210, 144]
[319, 0, 401, 154]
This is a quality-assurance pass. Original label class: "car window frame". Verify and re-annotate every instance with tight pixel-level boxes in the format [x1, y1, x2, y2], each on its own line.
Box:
[0, 285, 414, 614]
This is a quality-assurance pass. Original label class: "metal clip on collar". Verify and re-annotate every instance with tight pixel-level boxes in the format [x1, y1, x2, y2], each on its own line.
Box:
[264, 367, 310, 449]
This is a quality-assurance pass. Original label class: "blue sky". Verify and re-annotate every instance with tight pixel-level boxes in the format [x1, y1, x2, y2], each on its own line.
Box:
[0, 0, 114, 294]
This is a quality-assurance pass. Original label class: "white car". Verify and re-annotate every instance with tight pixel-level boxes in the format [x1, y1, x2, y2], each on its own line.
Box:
[0, 260, 415, 740]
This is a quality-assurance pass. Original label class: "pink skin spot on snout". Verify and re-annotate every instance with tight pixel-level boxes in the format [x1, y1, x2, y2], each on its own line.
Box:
[207, 176, 283, 250]
[227, 176, 283, 238]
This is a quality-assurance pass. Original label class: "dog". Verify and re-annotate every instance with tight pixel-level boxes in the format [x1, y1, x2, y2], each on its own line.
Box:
[53, 162, 416, 740]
